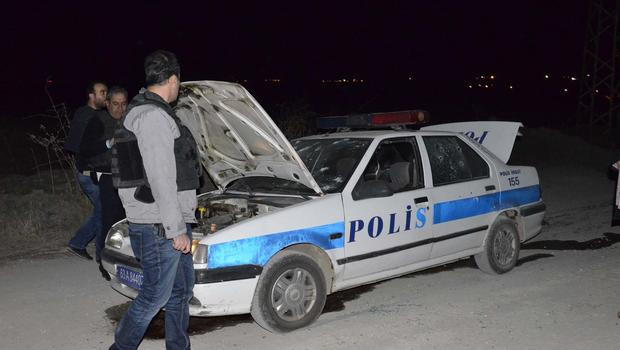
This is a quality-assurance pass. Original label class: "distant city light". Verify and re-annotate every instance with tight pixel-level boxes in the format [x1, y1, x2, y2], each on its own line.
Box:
[320, 78, 364, 84]
[490, 75, 495, 80]
[509, 85, 513, 89]
[408, 76, 413, 81]
[570, 77, 577, 81]
[481, 75, 485, 79]
[596, 89, 599, 93]
[468, 85, 473, 89]
[484, 84, 489, 88]
[563, 88, 568, 92]
[545, 74, 549, 79]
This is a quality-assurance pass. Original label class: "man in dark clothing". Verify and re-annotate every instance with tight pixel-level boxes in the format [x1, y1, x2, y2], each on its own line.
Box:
[65, 81, 109, 261]
[97, 86, 128, 280]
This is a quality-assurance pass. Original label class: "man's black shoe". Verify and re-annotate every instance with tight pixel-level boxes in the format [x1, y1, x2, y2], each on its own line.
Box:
[99, 262, 111, 281]
[67, 246, 93, 260]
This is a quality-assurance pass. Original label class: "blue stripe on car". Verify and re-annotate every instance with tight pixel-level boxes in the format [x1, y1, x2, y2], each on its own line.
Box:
[207, 222, 345, 269]
[433, 185, 540, 224]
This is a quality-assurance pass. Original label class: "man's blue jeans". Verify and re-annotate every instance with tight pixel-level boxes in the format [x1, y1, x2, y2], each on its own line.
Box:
[114, 223, 195, 350]
[68, 172, 102, 252]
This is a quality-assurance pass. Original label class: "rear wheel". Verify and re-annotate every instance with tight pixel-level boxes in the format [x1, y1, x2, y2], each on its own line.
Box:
[251, 251, 326, 332]
[474, 217, 520, 274]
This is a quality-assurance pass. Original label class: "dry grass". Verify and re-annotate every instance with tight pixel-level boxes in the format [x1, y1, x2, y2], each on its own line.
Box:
[0, 170, 90, 259]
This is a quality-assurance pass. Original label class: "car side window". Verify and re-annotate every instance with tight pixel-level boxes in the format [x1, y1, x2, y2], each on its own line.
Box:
[422, 136, 490, 186]
[355, 137, 423, 199]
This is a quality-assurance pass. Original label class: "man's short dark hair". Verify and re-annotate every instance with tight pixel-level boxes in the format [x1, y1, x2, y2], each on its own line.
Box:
[107, 86, 128, 100]
[144, 50, 181, 86]
[86, 80, 106, 96]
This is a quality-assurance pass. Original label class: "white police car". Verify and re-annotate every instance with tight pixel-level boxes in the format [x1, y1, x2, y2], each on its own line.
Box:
[102, 81, 545, 333]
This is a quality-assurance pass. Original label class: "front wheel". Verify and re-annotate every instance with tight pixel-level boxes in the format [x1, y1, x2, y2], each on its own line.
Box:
[251, 251, 326, 332]
[474, 217, 520, 274]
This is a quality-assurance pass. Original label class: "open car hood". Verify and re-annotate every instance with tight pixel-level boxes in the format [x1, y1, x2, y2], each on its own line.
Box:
[174, 81, 322, 195]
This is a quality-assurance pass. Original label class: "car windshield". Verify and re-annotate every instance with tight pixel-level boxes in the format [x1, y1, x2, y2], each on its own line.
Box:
[292, 138, 371, 193]
[227, 177, 316, 196]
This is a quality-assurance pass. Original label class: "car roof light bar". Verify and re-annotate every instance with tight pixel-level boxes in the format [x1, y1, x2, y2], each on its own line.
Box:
[316, 110, 430, 130]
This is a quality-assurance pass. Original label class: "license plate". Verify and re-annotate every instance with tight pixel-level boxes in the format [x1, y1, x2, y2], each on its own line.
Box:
[116, 265, 143, 290]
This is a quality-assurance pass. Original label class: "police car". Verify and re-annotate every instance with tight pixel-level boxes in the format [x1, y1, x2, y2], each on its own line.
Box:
[101, 81, 546, 333]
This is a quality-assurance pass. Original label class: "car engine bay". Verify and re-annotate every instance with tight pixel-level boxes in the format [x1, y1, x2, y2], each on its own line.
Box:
[195, 194, 306, 233]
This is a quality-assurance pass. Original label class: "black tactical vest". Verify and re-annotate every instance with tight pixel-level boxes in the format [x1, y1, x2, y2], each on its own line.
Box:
[111, 91, 201, 197]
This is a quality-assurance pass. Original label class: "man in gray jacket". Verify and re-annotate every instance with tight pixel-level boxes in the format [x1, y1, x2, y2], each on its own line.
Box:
[110, 50, 199, 350]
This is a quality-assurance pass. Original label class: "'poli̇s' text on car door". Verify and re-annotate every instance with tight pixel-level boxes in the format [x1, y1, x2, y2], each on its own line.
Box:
[340, 137, 433, 282]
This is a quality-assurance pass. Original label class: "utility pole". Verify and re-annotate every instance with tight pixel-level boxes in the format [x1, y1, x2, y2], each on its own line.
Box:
[578, 0, 620, 141]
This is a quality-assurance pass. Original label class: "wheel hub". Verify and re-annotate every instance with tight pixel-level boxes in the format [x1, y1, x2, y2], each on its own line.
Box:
[493, 229, 515, 266]
[286, 285, 301, 302]
[271, 267, 317, 322]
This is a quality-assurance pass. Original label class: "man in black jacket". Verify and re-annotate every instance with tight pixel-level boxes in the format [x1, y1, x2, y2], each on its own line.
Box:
[96, 86, 128, 280]
[65, 81, 110, 261]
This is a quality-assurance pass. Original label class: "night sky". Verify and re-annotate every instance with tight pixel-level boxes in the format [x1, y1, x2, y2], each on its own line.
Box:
[1, 1, 587, 119]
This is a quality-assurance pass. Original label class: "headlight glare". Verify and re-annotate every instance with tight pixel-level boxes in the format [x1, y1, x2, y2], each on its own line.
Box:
[191, 239, 201, 255]
[106, 230, 124, 249]
[193, 244, 208, 265]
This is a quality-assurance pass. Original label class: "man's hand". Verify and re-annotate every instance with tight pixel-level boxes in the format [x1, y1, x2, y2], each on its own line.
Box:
[172, 233, 191, 254]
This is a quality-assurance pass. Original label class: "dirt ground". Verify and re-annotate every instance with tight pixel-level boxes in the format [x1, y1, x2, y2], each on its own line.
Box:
[1, 128, 619, 349]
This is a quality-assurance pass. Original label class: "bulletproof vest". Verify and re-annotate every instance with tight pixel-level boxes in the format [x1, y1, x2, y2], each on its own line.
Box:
[111, 91, 201, 195]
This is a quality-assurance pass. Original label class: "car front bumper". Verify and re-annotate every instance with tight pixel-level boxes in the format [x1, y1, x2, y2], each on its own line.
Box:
[101, 248, 259, 317]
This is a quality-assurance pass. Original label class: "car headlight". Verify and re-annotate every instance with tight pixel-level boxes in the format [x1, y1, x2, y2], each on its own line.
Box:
[106, 231, 124, 249]
[193, 244, 208, 265]
[105, 224, 127, 249]
[191, 239, 201, 255]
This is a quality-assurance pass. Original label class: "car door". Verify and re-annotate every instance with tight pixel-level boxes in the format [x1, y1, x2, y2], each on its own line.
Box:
[419, 134, 500, 259]
[341, 136, 433, 281]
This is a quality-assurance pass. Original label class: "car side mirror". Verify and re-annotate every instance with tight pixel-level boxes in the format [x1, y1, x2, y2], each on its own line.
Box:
[353, 180, 394, 200]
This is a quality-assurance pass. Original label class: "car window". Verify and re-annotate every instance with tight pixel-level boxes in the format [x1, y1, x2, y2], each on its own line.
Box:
[292, 138, 371, 193]
[422, 136, 490, 186]
[355, 137, 423, 197]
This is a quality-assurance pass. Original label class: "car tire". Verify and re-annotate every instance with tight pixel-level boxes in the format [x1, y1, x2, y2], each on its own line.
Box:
[474, 217, 520, 274]
[250, 250, 326, 333]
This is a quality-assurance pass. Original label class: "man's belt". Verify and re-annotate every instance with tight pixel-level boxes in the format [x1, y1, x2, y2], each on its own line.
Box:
[153, 223, 166, 238]
[127, 222, 167, 238]
[78, 170, 112, 180]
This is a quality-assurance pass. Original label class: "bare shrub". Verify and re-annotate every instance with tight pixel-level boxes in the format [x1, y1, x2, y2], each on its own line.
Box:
[0, 79, 91, 260]
[274, 98, 317, 139]
[26, 78, 78, 194]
